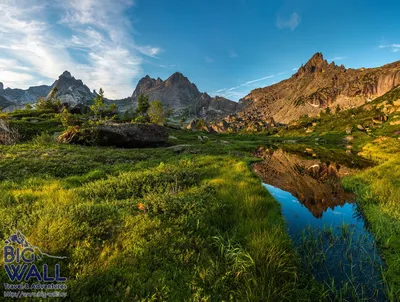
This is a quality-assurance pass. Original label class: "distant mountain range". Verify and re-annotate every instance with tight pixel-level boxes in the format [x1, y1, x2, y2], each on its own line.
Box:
[2, 53, 400, 126]
[0, 71, 94, 111]
[0, 71, 239, 120]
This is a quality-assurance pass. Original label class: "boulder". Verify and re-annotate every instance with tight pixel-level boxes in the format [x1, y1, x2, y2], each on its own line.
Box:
[344, 136, 354, 143]
[69, 103, 91, 115]
[58, 123, 168, 148]
[393, 99, 400, 107]
[372, 115, 388, 124]
[357, 124, 365, 131]
[186, 120, 197, 131]
[167, 144, 191, 153]
[0, 119, 20, 145]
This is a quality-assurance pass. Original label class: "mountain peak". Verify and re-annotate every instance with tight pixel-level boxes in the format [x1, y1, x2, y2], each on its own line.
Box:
[309, 52, 324, 62]
[0, 82, 3, 91]
[47, 71, 93, 105]
[303, 52, 328, 72]
[61, 71, 72, 78]
[293, 52, 330, 78]
[166, 72, 191, 86]
[131, 75, 159, 98]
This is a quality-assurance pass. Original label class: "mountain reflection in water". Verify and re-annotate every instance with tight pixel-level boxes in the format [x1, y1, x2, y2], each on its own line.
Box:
[253, 148, 357, 218]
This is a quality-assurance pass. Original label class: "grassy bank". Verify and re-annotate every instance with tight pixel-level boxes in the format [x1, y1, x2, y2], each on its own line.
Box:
[274, 86, 400, 300]
[342, 137, 400, 300]
[0, 129, 322, 301]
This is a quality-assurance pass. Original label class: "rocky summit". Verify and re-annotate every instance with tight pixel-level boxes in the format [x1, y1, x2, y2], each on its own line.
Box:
[47, 71, 95, 105]
[235, 52, 400, 125]
[131, 72, 238, 120]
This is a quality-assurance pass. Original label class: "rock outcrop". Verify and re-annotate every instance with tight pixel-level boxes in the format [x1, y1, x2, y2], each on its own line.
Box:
[58, 123, 169, 148]
[237, 53, 400, 125]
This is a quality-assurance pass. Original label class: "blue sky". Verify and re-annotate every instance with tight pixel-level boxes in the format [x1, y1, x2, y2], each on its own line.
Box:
[0, 0, 399, 100]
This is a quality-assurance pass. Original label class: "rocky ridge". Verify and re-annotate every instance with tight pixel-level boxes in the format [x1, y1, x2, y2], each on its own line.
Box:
[235, 53, 400, 126]
[0, 82, 51, 105]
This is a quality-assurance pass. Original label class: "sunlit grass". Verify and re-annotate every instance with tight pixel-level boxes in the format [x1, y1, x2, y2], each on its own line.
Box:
[0, 129, 323, 300]
[342, 137, 400, 300]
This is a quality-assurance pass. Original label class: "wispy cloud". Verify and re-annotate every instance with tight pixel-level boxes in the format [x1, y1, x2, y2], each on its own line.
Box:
[136, 46, 163, 58]
[213, 74, 275, 100]
[205, 56, 214, 63]
[229, 50, 238, 58]
[327, 56, 347, 61]
[276, 13, 301, 31]
[379, 44, 400, 53]
[211, 90, 248, 101]
[0, 0, 162, 98]
[244, 75, 274, 85]
[216, 75, 275, 93]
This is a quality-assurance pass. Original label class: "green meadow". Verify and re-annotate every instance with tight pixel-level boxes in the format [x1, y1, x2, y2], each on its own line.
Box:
[0, 113, 324, 300]
[1, 90, 400, 301]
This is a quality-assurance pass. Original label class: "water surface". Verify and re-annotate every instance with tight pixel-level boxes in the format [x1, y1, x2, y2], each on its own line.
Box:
[254, 148, 385, 299]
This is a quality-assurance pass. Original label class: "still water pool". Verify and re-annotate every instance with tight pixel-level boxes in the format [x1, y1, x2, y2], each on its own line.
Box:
[255, 148, 385, 300]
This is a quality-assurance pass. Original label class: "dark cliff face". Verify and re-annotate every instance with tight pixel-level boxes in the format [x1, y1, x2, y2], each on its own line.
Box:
[131, 72, 238, 119]
[237, 53, 400, 124]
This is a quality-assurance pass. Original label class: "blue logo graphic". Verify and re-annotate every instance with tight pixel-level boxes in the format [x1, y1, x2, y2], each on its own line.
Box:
[3, 231, 67, 284]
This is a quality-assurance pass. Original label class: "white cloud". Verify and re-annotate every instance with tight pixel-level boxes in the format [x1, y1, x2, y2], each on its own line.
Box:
[211, 90, 247, 101]
[379, 44, 400, 53]
[229, 50, 238, 58]
[219, 74, 275, 94]
[0, 0, 161, 99]
[245, 75, 274, 85]
[276, 13, 301, 31]
[212, 74, 277, 100]
[327, 56, 347, 62]
[136, 46, 163, 58]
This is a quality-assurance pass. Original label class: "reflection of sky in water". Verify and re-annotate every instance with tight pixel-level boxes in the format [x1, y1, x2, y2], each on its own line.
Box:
[263, 184, 366, 238]
[264, 183, 385, 300]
